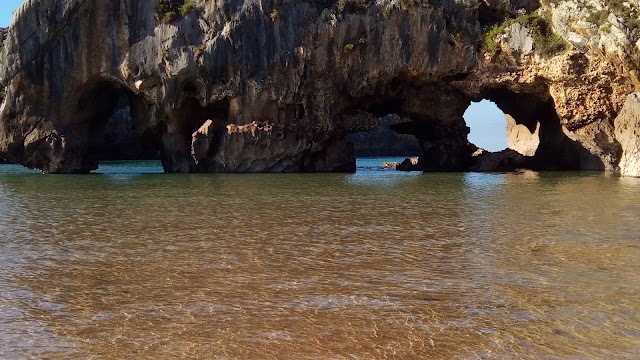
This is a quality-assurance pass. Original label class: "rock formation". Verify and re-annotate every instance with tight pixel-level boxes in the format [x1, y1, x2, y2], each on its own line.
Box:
[0, 0, 638, 174]
[615, 93, 640, 177]
[505, 114, 539, 157]
[470, 148, 529, 172]
[381, 161, 400, 170]
[397, 157, 423, 172]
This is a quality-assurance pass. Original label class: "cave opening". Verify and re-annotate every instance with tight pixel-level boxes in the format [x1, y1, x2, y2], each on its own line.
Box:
[76, 80, 162, 173]
[463, 99, 508, 152]
[341, 95, 423, 171]
[347, 114, 422, 158]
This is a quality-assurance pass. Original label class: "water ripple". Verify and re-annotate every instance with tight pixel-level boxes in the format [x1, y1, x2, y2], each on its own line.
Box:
[0, 163, 639, 358]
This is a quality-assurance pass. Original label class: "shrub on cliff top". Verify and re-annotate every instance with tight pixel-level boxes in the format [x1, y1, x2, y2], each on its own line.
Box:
[483, 12, 570, 58]
[156, 0, 193, 24]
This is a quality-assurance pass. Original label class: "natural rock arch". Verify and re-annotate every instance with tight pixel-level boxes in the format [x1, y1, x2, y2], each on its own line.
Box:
[0, 0, 637, 175]
[480, 87, 609, 171]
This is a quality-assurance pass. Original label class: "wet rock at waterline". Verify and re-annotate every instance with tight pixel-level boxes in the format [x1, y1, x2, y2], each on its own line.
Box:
[397, 157, 423, 172]
[470, 148, 529, 172]
[0, 0, 638, 174]
[381, 162, 401, 170]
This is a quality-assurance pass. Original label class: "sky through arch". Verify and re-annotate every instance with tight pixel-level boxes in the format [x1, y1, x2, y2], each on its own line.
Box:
[463, 100, 508, 152]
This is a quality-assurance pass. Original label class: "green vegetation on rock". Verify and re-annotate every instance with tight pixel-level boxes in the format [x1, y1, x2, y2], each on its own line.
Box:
[586, 9, 610, 25]
[604, 0, 640, 29]
[483, 12, 570, 58]
[156, 0, 193, 24]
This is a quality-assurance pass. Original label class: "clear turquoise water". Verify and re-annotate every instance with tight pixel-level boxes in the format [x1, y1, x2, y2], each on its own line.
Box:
[0, 160, 639, 359]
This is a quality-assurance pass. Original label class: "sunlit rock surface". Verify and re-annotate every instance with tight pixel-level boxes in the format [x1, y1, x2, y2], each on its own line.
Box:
[615, 93, 640, 177]
[505, 114, 539, 157]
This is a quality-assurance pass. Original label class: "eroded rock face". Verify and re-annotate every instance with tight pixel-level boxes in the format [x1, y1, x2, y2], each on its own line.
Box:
[505, 114, 539, 157]
[0, 0, 638, 174]
[615, 93, 640, 177]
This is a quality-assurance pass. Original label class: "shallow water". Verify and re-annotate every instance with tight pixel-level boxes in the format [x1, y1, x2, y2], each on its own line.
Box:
[0, 160, 639, 359]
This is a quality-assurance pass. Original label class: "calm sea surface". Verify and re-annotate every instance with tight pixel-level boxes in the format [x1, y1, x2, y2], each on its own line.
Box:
[0, 159, 639, 359]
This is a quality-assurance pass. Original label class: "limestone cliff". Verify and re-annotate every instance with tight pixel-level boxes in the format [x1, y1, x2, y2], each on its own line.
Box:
[0, 0, 638, 174]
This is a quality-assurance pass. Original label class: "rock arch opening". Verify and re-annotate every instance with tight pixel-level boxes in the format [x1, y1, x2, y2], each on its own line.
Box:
[338, 94, 423, 171]
[347, 114, 422, 158]
[333, 84, 608, 174]
[339, 84, 474, 173]
[469, 88, 606, 171]
[74, 80, 161, 173]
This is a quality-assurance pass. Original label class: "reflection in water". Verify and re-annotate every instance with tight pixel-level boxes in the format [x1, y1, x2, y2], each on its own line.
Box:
[0, 162, 639, 359]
